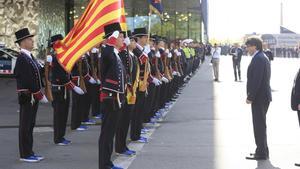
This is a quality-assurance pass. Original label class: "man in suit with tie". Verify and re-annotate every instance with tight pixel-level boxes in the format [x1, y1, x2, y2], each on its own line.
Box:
[245, 37, 272, 160]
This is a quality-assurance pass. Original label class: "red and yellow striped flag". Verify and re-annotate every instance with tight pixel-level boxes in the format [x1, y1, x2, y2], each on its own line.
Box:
[53, 0, 127, 72]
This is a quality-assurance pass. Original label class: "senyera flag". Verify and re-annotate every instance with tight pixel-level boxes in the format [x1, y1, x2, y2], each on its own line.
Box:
[53, 0, 127, 73]
[148, 0, 163, 18]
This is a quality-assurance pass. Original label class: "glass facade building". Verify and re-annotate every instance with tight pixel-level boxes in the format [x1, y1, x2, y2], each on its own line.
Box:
[0, 0, 204, 55]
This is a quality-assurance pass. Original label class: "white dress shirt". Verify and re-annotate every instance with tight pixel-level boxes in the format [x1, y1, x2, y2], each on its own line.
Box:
[211, 47, 221, 59]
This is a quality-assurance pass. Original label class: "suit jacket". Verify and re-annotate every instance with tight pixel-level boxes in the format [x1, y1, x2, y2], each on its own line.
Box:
[247, 51, 272, 103]
[230, 47, 243, 62]
[291, 69, 300, 111]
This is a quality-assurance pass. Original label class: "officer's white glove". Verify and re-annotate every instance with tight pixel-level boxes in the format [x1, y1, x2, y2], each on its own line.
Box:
[152, 77, 160, 86]
[89, 77, 97, 84]
[176, 51, 182, 56]
[98, 53, 101, 58]
[91, 48, 98, 54]
[168, 52, 172, 58]
[111, 31, 120, 39]
[144, 44, 151, 54]
[124, 37, 130, 46]
[162, 76, 169, 83]
[73, 86, 85, 95]
[40, 95, 49, 103]
[172, 71, 177, 76]
[158, 80, 162, 85]
[97, 79, 101, 85]
[46, 55, 52, 63]
[165, 49, 170, 54]
[155, 51, 161, 58]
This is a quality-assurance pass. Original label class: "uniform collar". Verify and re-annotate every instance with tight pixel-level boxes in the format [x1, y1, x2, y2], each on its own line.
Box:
[20, 48, 32, 59]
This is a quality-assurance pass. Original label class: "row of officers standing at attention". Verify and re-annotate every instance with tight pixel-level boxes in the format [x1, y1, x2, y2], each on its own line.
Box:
[13, 21, 204, 169]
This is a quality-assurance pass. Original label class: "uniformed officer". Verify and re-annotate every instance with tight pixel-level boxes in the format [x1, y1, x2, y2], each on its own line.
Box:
[98, 22, 125, 169]
[14, 28, 48, 162]
[115, 30, 137, 156]
[46, 34, 85, 145]
[130, 27, 158, 143]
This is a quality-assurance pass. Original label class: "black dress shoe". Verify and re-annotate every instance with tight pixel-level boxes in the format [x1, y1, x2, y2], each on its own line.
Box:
[295, 163, 300, 167]
[245, 153, 268, 160]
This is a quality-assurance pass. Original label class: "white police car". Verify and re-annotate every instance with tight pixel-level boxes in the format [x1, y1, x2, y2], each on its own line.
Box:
[0, 44, 19, 76]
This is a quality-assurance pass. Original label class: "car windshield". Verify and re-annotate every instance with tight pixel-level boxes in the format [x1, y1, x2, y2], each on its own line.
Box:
[3, 48, 19, 58]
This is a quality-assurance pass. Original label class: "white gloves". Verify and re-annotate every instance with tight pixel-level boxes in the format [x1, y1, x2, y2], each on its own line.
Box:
[144, 45, 151, 54]
[97, 79, 101, 85]
[174, 49, 182, 56]
[111, 31, 120, 39]
[152, 77, 160, 86]
[155, 51, 161, 58]
[172, 71, 180, 76]
[91, 48, 98, 54]
[46, 55, 52, 63]
[168, 52, 172, 58]
[89, 77, 97, 84]
[161, 76, 169, 83]
[124, 37, 130, 46]
[165, 49, 170, 54]
[40, 95, 49, 103]
[73, 86, 85, 95]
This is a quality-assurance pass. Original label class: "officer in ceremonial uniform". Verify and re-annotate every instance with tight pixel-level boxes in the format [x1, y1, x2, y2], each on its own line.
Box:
[115, 30, 138, 156]
[80, 53, 97, 125]
[143, 35, 161, 124]
[14, 28, 48, 162]
[130, 27, 159, 143]
[46, 34, 84, 145]
[98, 22, 125, 169]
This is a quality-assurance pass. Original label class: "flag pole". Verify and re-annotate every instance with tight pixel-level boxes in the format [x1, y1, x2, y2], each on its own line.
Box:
[148, 5, 152, 43]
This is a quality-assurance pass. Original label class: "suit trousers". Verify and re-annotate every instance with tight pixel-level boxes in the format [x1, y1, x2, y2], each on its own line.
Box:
[115, 103, 134, 153]
[130, 91, 146, 141]
[251, 101, 270, 157]
[52, 88, 70, 143]
[19, 100, 38, 158]
[99, 99, 122, 169]
[233, 60, 241, 80]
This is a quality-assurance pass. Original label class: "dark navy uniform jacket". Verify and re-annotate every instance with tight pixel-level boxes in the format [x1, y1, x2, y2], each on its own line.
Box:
[51, 55, 70, 85]
[14, 52, 43, 93]
[100, 45, 125, 94]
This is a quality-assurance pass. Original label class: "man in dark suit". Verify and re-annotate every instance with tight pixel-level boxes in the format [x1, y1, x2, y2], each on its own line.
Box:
[245, 37, 272, 160]
[229, 43, 243, 81]
[291, 69, 300, 167]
